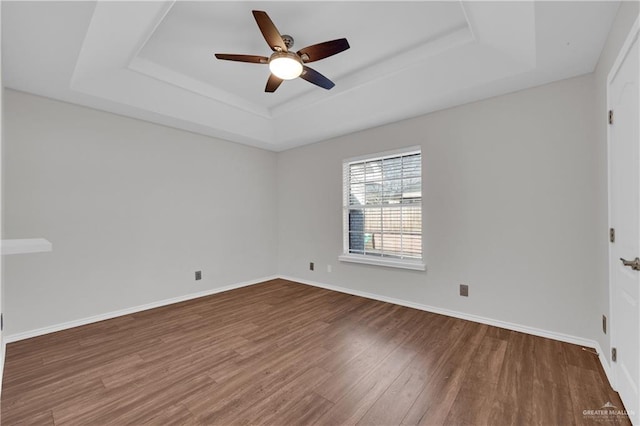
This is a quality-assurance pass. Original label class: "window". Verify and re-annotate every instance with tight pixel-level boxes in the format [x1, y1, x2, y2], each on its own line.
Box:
[340, 147, 425, 270]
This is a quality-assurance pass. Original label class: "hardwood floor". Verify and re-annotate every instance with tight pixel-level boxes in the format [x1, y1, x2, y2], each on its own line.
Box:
[1, 279, 629, 425]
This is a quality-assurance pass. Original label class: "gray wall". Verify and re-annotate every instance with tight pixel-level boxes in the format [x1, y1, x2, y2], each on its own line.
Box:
[278, 73, 599, 340]
[2, 89, 278, 335]
[0, 2, 4, 381]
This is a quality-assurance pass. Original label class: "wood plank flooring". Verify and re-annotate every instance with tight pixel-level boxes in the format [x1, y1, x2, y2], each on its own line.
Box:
[1, 279, 630, 425]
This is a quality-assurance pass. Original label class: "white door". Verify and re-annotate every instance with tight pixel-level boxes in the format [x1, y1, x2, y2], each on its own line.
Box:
[609, 17, 640, 425]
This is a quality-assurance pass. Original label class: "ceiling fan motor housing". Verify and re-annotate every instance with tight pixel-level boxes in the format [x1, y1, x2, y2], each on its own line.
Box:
[281, 35, 294, 49]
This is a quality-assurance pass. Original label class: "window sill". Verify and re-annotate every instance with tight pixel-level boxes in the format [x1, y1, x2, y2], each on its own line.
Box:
[339, 254, 426, 271]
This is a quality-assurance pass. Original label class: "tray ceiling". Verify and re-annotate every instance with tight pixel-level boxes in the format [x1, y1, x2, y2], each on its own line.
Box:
[2, 1, 620, 151]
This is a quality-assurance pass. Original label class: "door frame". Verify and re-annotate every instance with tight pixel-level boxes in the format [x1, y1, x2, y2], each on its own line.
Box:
[607, 15, 640, 391]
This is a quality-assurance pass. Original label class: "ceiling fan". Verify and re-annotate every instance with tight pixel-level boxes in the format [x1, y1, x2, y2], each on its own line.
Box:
[214, 10, 350, 93]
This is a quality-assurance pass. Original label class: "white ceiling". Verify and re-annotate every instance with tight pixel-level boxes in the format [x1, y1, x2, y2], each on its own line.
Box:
[2, 1, 620, 151]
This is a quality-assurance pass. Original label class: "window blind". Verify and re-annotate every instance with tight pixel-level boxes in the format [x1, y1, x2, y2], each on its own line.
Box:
[343, 148, 422, 261]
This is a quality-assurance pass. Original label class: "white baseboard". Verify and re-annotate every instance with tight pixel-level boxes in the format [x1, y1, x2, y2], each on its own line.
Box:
[4, 275, 278, 343]
[3, 273, 615, 391]
[0, 339, 5, 398]
[280, 275, 615, 387]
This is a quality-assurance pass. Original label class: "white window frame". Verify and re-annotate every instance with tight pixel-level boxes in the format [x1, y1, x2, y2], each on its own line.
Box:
[339, 146, 426, 271]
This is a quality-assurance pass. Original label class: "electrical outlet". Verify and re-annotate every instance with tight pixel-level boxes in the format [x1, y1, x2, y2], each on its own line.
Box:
[309, 262, 314, 271]
[459, 284, 469, 297]
[327, 264, 332, 273]
[195, 270, 202, 281]
[602, 315, 607, 334]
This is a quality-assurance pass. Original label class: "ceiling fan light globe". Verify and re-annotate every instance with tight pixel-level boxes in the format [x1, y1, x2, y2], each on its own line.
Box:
[269, 54, 303, 80]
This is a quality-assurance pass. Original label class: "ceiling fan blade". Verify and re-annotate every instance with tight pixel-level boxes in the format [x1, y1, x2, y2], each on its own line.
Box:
[265, 74, 284, 93]
[214, 54, 269, 64]
[300, 66, 335, 90]
[252, 10, 287, 52]
[297, 38, 350, 63]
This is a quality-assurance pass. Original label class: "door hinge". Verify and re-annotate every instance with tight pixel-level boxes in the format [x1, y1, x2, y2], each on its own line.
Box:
[1, 313, 3, 332]
[610, 228, 615, 243]
[612, 347, 617, 362]
[609, 110, 614, 125]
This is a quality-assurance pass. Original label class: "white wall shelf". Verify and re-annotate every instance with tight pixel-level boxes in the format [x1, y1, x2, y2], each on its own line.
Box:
[1, 239, 52, 255]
